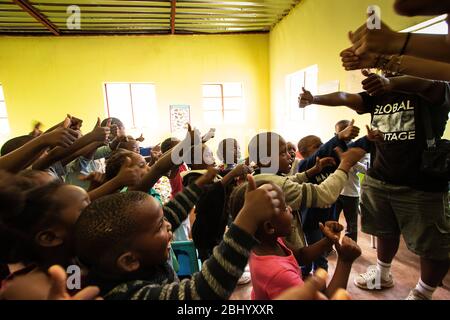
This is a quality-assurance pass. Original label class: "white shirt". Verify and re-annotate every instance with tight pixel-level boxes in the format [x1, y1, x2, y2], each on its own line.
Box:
[341, 153, 370, 197]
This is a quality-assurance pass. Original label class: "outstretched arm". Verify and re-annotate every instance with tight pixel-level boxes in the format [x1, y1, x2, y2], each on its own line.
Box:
[0, 119, 78, 173]
[299, 87, 365, 113]
[362, 71, 448, 105]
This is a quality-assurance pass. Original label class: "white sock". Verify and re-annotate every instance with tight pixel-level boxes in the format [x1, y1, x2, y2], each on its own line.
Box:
[415, 279, 436, 299]
[376, 259, 391, 280]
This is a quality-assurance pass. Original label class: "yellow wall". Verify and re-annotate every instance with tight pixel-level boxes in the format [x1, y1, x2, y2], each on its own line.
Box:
[269, 0, 446, 143]
[0, 34, 270, 150]
[1, 0, 448, 151]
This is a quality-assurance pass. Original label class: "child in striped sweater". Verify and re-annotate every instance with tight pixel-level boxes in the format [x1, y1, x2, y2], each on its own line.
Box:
[74, 169, 282, 300]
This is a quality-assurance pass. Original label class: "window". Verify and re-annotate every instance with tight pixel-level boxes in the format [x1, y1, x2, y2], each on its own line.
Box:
[202, 83, 245, 125]
[402, 14, 448, 34]
[285, 64, 318, 121]
[0, 84, 10, 136]
[280, 65, 319, 143]
[104, 83, 158, 132]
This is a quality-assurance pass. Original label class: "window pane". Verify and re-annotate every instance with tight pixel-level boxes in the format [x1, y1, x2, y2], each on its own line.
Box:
[0, 118, 10, 135]
[223, 97, 243, 110]
[105, 83, 133, 129]
[202, 85, 222, 98]
[203, 97, 222, 110]
[224, 110, 244, 124]
[223, 83, 242, 97]
[130, 84, 157, 129]
[0, 101, 7, 118]
[203, 110, 222, 125]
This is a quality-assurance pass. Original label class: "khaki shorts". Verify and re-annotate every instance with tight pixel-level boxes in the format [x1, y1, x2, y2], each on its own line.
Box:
[360, 175, 450, 261]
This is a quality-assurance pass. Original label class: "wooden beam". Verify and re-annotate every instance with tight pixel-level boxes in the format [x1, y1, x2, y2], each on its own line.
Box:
[13, 0, 60, 35]
[170, 0, 176, 34]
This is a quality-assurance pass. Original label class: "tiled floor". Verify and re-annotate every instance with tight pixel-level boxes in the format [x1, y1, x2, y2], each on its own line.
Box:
[230, 217, 450, 300]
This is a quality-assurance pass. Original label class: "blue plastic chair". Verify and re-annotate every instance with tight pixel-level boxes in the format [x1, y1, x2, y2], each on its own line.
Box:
[171, 240, 201, 277]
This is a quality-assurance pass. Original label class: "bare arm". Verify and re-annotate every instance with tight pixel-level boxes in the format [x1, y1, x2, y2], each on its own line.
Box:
[348, 20, 450, 64]
[324, 237, 361, 298]
[299, 88, 365, 113]
[342, 49, 450, 82]
[0, 125, 78, 173]
[33, 123, 109, 170]
[293, 238, 333, 266]
[61, 141, 104, 165]
[361, 72, 448, 105]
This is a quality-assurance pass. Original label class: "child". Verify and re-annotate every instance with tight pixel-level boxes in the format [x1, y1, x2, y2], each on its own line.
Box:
[0, 173, 90, 299]
[216, 138, 242, 175]
[245, 131, 367, 255]
[74, 171, 282, 300]
[334, 120, 370, 242]
[295, 122, 360, 276]
[229, 179, 361, 300]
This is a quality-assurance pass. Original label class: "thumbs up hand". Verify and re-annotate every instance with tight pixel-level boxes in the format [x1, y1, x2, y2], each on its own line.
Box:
[233, 175, 282, 235]
[298, 87, 315, 108]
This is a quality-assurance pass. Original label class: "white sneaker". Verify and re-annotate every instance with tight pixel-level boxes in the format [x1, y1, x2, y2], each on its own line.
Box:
[405, 289, 430, 300]
[354, 267, 394, 290]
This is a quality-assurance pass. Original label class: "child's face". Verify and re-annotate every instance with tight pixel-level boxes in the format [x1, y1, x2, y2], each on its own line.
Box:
[56, 185, 91, 227]
[120, 141, 140, 154]
[287, 142, 296, 160]
[278, 141, 293, 174]
[129, 153, 150, 180]
[129, 196, 173, 267]
[301, 137, 322, 158]
[43, 185, 90, 247]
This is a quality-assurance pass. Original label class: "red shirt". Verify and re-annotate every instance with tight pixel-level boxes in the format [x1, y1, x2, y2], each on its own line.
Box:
[249, 238, 303, 300]
[169, 164, 187, 198]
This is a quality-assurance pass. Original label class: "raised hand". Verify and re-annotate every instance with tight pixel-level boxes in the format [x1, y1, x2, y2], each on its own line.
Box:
[319, 221, 344, 243]
[298, 87, 314, 108]
[337, 119, 360, 141]
[136, 133, 145, 142]
[315, 156, 336, 172]
[335, 236, 362, 263]
[230, 163, 253, 178]
[67, 114, 83, 131]
[40, 116, 79, 148]
[340, 47, 379, 71]
[361, 70, 392, 96]
[90, 117, 110, 144]
[334, 146, 367, 173]
[47, 265, 101, 300]
[366, 125, 384, 142]
[115, 156, 142, 187]
[241, 175, 282, 225]
[349, 20, 403, 56]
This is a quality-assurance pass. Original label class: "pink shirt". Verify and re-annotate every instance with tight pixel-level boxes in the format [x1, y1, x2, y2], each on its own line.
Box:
[249, 238, 303, 300]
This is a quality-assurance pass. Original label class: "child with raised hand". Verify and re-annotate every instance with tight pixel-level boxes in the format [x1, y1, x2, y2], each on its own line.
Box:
[228, 180, 361, 300]
[74, 171, 282, 300]
[0, 116, 78, 173]
[32, 116, 110, 181]
[245, 131, 366, 251]
[192, 162, 253, 262]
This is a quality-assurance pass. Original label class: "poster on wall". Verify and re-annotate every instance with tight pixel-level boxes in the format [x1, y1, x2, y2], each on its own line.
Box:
[170, 105, 190, 137]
